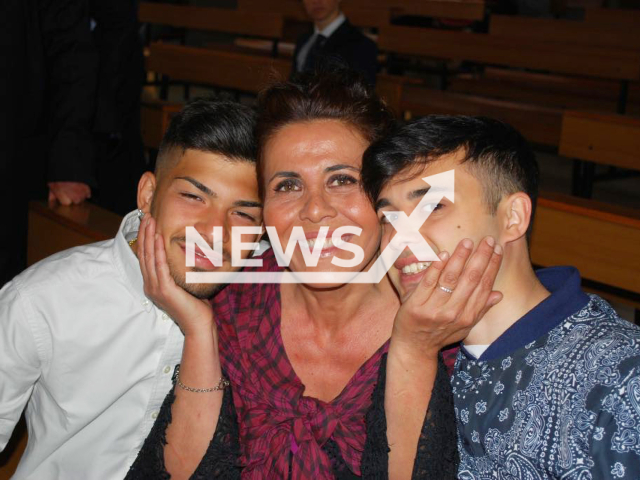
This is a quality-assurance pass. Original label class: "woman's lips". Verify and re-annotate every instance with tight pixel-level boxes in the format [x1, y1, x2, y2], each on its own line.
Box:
[299, 234, 354, 258]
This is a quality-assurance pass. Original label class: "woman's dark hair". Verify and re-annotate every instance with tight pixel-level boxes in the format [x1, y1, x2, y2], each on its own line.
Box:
[156, 98, 257, 178]
[361, 115, 539, 238]
[255, 67, 395, 199]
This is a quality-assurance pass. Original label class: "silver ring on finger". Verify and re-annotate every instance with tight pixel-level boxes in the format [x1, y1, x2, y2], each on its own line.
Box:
[438, 283, 454, 294]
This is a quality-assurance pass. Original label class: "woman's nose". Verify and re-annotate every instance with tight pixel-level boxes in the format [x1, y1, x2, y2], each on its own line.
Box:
[299, 190, 338, 223]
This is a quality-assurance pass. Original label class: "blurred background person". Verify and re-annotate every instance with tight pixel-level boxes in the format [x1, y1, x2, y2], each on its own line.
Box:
[293, 0, 378, 85]
[1, 0, 97, 287]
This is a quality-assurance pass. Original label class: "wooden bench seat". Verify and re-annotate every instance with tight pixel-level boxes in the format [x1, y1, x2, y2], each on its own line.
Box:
[146, 43, 291, 95]
[378, 25, 640, 81]
[238, 0, 485, 23]
[531, 192, 640, 304]
[560, 111, 640, 172]
[489, 14, 640, 49]
[585, 7, 640, 28]
[377, 74, 562, 146]
[138, 2, 284, 39]
[348, 0, 486, 21]
[27, 202, 122, 267]
[447, 68, 640, 114]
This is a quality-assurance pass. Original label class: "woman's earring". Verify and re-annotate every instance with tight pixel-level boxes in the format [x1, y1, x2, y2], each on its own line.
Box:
[137, 209, 145, 219]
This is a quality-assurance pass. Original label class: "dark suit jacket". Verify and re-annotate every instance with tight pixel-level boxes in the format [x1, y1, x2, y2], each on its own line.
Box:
[292, 19, 378, 86]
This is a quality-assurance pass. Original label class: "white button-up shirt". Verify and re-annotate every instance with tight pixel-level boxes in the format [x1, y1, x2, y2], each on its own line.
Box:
[0, 211, 184, 479]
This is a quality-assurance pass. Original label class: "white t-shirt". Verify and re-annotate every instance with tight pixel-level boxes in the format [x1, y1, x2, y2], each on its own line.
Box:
[464, 344, 490, 359]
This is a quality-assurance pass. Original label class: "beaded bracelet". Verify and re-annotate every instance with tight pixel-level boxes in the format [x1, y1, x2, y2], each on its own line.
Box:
[175, 365, 230, 393]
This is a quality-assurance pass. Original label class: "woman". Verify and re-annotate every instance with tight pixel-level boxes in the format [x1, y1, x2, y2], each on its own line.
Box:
[127, 71, 502, 479]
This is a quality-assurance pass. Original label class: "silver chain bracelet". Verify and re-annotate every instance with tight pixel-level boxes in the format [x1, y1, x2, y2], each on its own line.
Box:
[175, 365, 230, 393]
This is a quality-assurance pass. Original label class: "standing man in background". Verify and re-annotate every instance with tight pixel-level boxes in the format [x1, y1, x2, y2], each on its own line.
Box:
[293, 0, 378, 85]
[1, 0, 97, 287]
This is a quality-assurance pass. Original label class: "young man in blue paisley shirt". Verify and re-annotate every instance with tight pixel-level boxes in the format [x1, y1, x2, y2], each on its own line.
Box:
[361, 115, 640, 479]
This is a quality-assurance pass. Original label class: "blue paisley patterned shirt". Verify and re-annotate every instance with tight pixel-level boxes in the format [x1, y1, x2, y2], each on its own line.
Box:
[452, 267, 640, 479]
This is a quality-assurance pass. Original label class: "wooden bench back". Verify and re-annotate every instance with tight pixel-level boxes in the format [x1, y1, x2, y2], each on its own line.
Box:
[138, 2, 284, 39]
[585, 7, 640, 28]
[237, 0, 306, 21]
[237, 0, 484, 23]
[559, 111, 640, 171]
[27, 202, 122, 266]
[378, 25, 640, 80]
[489, 14, 640, 49]
[141, 100, 183, 149]
[531, 193, 640, 296]
[376, 73, 562, 147]
[348, 0, 486, 21]
[146, 43, 291, 94]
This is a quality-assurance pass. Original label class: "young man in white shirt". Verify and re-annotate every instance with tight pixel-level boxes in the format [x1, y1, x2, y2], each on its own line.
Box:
[0, 99, 263, 479]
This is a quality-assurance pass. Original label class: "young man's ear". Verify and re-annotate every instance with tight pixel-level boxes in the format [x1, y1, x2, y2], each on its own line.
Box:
[137, 172, 157, 215]
[500, 192, 532, 244]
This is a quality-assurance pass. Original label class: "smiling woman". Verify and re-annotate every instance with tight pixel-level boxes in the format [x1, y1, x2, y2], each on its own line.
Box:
[127, 70, 503, 480]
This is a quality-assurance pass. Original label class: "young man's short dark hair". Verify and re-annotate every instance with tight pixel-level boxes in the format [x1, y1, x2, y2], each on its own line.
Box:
[361, 115, 539, 236]
[156, 99, 257, 178]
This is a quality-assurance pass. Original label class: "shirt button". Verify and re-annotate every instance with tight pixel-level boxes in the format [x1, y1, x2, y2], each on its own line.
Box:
[151, 411, 159, 419]
[162, 313, 169, 321]
[163, 365, 172, 374]
[142, 299, 150, 307]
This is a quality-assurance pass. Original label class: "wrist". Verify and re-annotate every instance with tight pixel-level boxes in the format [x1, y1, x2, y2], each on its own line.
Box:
[183, 325, 219, 348]
[389, 330, 440, 364]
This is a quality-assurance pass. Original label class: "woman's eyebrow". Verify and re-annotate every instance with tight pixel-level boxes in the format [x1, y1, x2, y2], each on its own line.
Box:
[268, 171, 301, 183]
[324, 164, 360, 173]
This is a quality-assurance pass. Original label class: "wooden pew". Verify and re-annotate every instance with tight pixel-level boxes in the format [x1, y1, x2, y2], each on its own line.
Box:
[560, 111, 640, 172]
[376, 25, 640, 146]
[348, 0, 486, 21]
[27, 202, 122, 266]
[141, 100, 183, 149]
[584, 7, 640, 28]
[146, 43, 291, 95]
[531, 192, 640, 310]
[377, 74, 563, 147]
[138, 2, 284, 39]
[0, 419, 26, 480]
[237, 0, 484, 24]
[448, 68, 640, 114]
[377, 25, 640, 81]
[488, 14, 640, 49]
[559, 111, 640, 197]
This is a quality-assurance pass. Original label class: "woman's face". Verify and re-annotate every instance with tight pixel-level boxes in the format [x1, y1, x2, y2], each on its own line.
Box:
[262, 120, 381, 285]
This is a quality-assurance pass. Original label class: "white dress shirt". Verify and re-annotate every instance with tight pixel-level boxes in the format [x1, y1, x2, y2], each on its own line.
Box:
[0, 210, 184, 479]
[296, 12, 346, 71]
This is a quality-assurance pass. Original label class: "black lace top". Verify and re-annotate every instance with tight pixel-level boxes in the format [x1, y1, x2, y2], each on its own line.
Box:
[126, 353, 458, 479]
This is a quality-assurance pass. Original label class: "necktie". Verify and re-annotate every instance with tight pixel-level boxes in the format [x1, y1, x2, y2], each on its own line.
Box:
[303, 34, 327, 73]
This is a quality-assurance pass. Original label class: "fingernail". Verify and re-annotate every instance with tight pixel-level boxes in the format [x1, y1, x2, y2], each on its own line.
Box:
[439, 251, 450, 261]
[155, 233, 159, 241]
[462, 238, 473, 249]
[486, 236, 495, 247]
[494, 244, 503, 255]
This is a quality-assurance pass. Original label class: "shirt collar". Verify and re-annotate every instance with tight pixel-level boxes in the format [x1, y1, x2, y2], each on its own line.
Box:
[112, 210, 152, 311]
[314, 12, 346, 38]
[468, 266, 590, 361]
